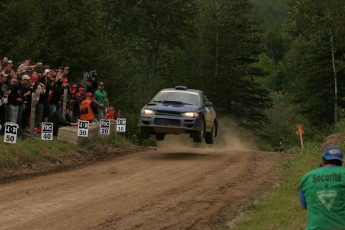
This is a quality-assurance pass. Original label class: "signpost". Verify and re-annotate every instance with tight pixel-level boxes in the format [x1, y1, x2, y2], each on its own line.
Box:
[4, 123, 18, 144]
[116, 118, 126, 133]
[78, 120, 89, 137]
[100, 119, 110, 135]
[296, 124, 304, 149]
[41, 122, 53, 141]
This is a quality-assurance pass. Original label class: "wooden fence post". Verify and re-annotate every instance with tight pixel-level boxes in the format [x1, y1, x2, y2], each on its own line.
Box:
[30, 92, 37, 139]
[62, 88, 68, 117]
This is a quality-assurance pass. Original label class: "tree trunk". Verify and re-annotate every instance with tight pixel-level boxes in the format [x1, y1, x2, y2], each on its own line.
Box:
[214, 1, 220, 78]
[330, 28, 338, 123]
[150, 40, 161, 93]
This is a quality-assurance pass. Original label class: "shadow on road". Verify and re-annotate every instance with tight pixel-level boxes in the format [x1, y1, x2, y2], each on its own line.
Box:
[148, 151, 224, 161]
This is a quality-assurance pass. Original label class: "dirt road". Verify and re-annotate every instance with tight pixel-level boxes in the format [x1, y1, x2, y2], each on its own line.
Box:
[0, 142, 286, 230]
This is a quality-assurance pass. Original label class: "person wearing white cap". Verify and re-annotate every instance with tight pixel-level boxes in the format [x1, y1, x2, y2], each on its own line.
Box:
[43, 69, 52, 75]
[299, 146, 345, 230]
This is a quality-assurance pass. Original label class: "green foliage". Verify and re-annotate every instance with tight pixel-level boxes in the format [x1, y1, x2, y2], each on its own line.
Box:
[263, 30, 286, 62]
[251, 0, 291, 30]
[256, 90, 333, 151]
[0, 0, 116, 73]
[281, 0, 345, 127]
[100, 0, 197, 110]
[193, 0, 272, 131]
[256, 91, 302, 149]
[251, 0, 291, 62]
[333, 109, 345, 133]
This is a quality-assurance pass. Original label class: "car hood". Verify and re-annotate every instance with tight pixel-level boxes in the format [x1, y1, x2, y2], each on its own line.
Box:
[143, 101, 201, 112]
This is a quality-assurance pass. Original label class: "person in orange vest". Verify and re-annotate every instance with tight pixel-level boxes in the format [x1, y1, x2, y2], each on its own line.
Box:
[79, 92, 98, 122]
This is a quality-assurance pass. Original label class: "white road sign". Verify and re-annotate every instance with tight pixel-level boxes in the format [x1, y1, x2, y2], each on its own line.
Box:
[78, 120, 89, 137]
[100, 119, 110, 135]
[4, 123, 18, 144]
[116, 118, 126, 132]
[41, 122, 53, 140]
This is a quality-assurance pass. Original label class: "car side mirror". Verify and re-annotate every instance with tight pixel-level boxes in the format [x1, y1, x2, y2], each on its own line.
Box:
[205, 101, 213, 107]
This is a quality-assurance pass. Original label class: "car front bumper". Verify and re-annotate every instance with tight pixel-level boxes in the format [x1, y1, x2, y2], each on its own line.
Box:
[139, 114, 203, 134]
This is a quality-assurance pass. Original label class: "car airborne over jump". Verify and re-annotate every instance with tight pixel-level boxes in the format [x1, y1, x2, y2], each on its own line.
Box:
[138, 86, 218, 144]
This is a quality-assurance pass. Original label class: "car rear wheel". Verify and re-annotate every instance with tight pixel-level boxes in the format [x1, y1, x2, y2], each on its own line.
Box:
[139, 127, 150, 139]
[205, 124, 215, 144]
[155, 133, 165, 141]
[193, 121, 205, 143]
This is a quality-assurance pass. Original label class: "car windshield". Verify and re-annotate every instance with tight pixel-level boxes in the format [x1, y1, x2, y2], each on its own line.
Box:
[152, 91, 201, 106]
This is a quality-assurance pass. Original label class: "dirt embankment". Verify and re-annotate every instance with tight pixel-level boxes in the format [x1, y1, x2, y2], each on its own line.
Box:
[0, 144, 147, 184]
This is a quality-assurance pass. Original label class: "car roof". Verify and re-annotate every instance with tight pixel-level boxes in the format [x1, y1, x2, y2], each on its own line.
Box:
[159, 86, 203, 94]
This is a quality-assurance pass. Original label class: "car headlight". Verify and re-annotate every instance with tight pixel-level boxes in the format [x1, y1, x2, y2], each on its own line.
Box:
[141, 109, 156, 115]
[182, 112, 199, 118]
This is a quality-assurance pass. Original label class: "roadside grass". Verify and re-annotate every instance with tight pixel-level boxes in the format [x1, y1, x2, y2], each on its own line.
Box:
[0, 138, 76, 168]
[0, 133, 130, 170]
[228, 142, 324, 230]
[86, 132, 129, 147]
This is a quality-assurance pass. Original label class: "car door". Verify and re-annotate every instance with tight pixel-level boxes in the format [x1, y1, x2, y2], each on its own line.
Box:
[202, 94, 216, 131]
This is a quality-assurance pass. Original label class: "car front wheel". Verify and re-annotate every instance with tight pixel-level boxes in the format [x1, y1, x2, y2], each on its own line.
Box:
[205, 124, 215, 144]
[193, 121, 205, 143]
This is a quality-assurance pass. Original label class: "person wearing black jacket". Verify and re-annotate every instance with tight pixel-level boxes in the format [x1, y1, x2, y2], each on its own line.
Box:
[7, 75, 29, 123]
[0, 73, 9, 127]
[48, 106, 77, 136]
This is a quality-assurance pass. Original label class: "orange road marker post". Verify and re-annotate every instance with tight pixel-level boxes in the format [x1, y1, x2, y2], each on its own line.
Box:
[295, 124, 304, 149]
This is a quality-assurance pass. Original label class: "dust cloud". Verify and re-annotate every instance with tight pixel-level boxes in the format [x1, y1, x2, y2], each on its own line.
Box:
[156, 117, 258, 151]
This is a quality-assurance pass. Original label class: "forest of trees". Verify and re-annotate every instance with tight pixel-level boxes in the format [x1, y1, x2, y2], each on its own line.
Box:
[1, 0, 344, 149]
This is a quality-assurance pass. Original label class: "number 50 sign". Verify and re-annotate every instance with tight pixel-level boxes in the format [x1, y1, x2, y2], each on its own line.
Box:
[4, 123, 18, 144]
[116, 118, 126, 132]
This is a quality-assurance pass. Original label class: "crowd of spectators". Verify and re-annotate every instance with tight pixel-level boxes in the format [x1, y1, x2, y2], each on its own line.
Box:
[0, 56, 116, 136]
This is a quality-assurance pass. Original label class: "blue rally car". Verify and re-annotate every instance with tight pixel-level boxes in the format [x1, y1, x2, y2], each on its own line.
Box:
[138, 86, 218, 144]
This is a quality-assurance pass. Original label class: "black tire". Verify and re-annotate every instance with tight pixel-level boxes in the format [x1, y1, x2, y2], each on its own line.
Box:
[139, 126, 150, 139]
[193, 121, 205, 143]
[155, 133, 165, 141]
[205, 124, 215, 144]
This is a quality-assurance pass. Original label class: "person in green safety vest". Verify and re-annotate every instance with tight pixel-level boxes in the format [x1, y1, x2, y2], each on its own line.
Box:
[299, 146, 345, 230]
[93, 81, 109, 120]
